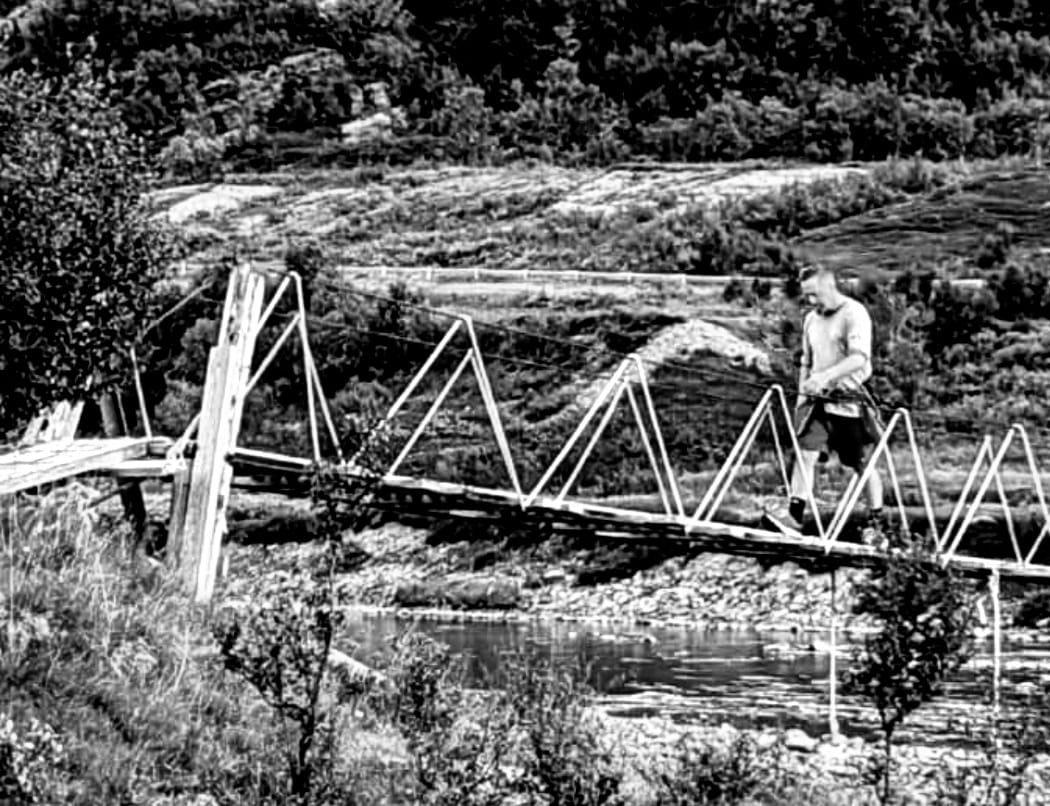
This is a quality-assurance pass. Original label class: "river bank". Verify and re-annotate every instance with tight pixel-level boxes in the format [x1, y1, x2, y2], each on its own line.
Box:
[223, 517, 1032, 638]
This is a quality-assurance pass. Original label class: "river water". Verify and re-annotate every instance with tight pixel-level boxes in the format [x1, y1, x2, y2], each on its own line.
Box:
[343, 609, 1050, 745]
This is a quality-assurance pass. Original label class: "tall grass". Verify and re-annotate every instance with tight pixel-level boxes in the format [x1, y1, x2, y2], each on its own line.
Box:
[4, 486, 1045, 804]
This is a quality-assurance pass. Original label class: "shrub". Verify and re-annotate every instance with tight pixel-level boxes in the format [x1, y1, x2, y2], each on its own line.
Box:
[0, 715, 65, 805]
[426, 70, 499, 164]
[213, 569, 343, 799]
[652, 731, 768, 806]
[499, 650, 625, 806]
[502, 59, 630, 164]
[1014, 590, 1050, 628]
[844, 531, 977, 804]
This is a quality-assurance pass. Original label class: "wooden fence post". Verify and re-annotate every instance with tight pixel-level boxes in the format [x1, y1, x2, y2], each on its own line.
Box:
[177, 264, 265, 603]
[99, 391, 147, 538]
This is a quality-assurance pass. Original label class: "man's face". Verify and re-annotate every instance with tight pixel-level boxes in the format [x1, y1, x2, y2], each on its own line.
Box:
[800, 272, 836, 312]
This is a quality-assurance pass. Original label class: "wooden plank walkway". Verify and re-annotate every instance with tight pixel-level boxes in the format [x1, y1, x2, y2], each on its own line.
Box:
[0, 437, 163, 496]
[228, 448, 1050, 583]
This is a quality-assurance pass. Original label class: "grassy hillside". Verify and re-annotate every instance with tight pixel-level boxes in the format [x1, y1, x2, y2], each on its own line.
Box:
[158, 159, 1050, 278]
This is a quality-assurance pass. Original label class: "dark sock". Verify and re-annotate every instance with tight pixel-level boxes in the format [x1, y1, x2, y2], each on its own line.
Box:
[789, 497, 806, 523]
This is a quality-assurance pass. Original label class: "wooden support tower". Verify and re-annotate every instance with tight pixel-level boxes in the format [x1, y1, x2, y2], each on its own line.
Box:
[174, 264, 265, 603]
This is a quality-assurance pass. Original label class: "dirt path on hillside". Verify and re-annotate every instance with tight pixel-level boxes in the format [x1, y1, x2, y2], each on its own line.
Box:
[536, 318, 772, 433]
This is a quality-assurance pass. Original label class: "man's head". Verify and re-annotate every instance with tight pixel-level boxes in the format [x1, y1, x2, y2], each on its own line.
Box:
[799, 264, 842, 313]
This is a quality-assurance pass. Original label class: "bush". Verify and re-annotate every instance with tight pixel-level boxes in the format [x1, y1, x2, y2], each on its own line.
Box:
[0, 63, 176, 432]
[1014, 590, 1050, 628]
[500, 651, 625, 806]
[652, 731, 768, 806]
[501, 59, 630, 164]
[844, 531, 977, 804]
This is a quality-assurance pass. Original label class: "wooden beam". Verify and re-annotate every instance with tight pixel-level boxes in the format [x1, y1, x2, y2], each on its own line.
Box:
[99, 392, 147, 538]
[108, 459, 184, 478]
[167, 466, 191, 559]
[177, 264, 266, 603]
[0, 438, 152, 495]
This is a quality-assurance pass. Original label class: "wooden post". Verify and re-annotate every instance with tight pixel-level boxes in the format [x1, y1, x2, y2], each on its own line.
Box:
[991, 570, 1002, 722]
[177, 264, 265, 603]
[828, 567, 839, 740]
[99, 391, 147, 539]
[166, 466, 191, 558]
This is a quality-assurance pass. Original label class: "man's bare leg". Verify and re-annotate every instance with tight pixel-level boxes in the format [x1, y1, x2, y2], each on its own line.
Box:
[866, 469, 884, 512]
[790, 449, 820, 504]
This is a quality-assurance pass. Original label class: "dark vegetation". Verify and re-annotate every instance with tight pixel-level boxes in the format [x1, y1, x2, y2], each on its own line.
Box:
[3, 1, 1050, 172]
[843, 532, 977, 804]
[0, 63, 175, 432]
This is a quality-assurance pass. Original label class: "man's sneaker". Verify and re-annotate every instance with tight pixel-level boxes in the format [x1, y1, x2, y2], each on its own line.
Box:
[762, 502, 804, 538]
[861, 510, 892, 550]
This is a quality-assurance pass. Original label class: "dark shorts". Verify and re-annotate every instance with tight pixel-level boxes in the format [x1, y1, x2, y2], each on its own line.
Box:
[796, 403, 874, 472]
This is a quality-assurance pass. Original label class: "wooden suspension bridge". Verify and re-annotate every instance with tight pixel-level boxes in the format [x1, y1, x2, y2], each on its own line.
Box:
[4, 263, 1050, 607]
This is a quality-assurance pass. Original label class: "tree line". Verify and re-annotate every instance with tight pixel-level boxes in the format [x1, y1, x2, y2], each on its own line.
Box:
[2, 0, 1050, 167]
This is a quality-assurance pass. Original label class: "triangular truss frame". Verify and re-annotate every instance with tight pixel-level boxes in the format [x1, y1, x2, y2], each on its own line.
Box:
[820, 407, 937, 550]
[523, 355, 683, 515]
[361, 316, 524, 501]
[940, 424, 1050, 568]
[685, 385, 825, 540]
[168, 270, 343, 466]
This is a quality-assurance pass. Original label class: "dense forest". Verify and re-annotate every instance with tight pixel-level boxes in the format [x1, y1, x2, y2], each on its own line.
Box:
[3, 0, 1050, 169]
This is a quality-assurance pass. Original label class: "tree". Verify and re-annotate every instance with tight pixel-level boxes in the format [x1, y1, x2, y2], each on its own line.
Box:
[843, 531, 978, 804]
[0, 62, 176, 434]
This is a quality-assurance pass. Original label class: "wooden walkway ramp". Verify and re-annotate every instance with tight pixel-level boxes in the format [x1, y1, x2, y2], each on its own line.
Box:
[0, 437, 171, 496]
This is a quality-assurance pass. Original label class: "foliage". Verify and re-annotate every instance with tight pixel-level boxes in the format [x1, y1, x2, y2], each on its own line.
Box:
[930, 675, 1050, 806]
[380, 639, 625, 806]
[213, 570, 342, 798]
[7, 1, 1050, 166]
[0, 485, 237, 804]
[501, 58, 630, 164]
[0, 715, 65, 805]
[0, 62, 176, 432]
[1013, 589, 1050, 628]
[499, 650, 625, 806]
[651, 731, 768, 806]
[843, 531, 978, 804]
[212, 460, 379, 802]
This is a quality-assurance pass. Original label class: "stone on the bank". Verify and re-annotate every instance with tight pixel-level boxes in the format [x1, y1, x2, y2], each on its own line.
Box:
[393, 574, 522, 609]
[784, 728, 818, 753]
[542, 567, 569, 584]
[329, 648, 386, 685]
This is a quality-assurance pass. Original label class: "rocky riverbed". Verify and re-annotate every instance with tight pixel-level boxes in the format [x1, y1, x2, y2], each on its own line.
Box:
[224, 518, 1027, 637]
[224, 519, 867, 630]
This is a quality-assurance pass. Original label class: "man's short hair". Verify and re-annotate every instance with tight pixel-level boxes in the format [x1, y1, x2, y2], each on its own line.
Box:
[799, 263, 834, 282]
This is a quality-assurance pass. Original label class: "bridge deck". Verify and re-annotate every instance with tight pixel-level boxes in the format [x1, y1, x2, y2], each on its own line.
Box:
[230, 448, 1050, 583]
[0, 437, 166, 496]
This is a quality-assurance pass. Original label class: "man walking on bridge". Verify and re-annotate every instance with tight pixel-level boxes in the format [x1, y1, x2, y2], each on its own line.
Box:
[764, 263, 884, 537]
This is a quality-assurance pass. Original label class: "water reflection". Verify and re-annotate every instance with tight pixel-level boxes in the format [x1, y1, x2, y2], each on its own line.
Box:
[342, 609, 1045, 743]
[344, 610, 831, 693]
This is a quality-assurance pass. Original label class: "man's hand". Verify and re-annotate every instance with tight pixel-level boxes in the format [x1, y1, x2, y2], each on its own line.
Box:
[801, 370, 830, 395]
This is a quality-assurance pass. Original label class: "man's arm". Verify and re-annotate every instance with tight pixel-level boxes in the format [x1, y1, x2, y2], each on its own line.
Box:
[797, 316, 813, 406]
